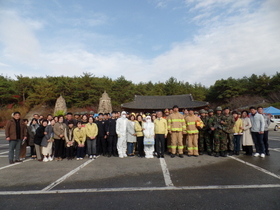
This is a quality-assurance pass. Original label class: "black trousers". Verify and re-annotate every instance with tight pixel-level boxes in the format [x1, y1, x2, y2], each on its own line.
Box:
[155, 134, 165, 155]
[66, 146, 75, 159]
[137, 136, 144, 157]
[30, 146, 36, 156]
[97, 136, 107, 155]
[108, 135, 118, 154]
[243, 145, 253, 155]
[263, 131, 269, 154]
[54, 139, 65, 158]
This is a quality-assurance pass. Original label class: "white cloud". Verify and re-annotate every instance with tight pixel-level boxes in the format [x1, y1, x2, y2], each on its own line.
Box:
[0, 10, 45, 67]
[0, 0, 279, 88]
[156, 2, 166, 8]
[151, 0, 280, 85]
[0, 62, 10, 67]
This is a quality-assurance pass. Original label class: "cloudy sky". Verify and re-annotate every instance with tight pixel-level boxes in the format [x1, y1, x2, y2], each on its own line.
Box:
[0, 0, 279, 86]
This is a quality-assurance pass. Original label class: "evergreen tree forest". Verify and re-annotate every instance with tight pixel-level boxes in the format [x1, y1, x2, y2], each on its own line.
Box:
[0, 72, 280, 110]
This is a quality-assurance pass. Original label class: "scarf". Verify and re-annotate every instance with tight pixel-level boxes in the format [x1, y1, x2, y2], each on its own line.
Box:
[31, 124, 39, 134]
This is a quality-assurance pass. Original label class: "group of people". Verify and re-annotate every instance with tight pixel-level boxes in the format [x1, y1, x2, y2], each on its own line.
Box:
[5, 105, 270, 164]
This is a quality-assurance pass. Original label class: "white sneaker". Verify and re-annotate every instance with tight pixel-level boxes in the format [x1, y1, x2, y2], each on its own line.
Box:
[43, 157, 48, 162]
[93, 155, 97, 159]
[119, 155, 124, 158]
[89, 155, 93, 159]
[48, 156, 53, 161]
[76, 158, 79, 160]
[124, 154, 127, 157]
[79, 157, 83, 160]
[260, 153, 265, 158]
[254, 153, 260, 157]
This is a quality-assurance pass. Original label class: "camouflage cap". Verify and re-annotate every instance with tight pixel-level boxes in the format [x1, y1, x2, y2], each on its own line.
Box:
[194, 111, 199, 114]
[216, 106, 222, 111]
[199, 109, 205, 114]
[89, 111, 94, 115]
[208, 109, 214, 113]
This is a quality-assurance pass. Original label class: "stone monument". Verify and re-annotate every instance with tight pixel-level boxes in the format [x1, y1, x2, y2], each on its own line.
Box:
[98, 91, 112, 114]
[53, 95, 67, 116]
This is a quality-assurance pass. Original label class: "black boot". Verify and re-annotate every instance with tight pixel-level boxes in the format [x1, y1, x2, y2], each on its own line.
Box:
[221, 151, 227, 157]
[215, 152, 219, 157]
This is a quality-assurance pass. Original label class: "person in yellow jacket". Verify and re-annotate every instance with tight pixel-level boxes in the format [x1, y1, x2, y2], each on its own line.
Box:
[232, 111, 243, 155]
[74, 121, 87, 160]
[154, 111, 168, 158]
[167, 105, 186, 158]
[135, 115, 145, 158]
[85, 117, 98, 159]
[185, 108, 203, 157]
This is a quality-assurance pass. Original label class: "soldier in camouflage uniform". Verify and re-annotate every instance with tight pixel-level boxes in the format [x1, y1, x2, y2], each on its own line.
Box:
[221, 107, 235, 156]
[207, 109, 215, 151]
[198, 109, 212, 156]
[212, 106, 227, 157]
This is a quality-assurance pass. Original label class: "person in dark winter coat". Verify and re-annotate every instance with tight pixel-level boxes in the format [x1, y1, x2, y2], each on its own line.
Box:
[34, 120, 48, 161]
[27, 118, 39, 159]
[5, 112, 27, 164]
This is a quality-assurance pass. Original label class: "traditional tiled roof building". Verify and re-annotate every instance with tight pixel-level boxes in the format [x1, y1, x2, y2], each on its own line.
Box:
[121, 94, 209, 113]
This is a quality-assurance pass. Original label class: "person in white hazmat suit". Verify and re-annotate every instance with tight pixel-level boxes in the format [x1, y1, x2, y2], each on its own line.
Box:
[116, 111, 128, 158]
[143, 116, 155, 158]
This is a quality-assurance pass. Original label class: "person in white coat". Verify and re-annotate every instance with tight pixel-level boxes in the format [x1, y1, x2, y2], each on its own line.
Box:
[241, 110, 254, 156]
[116, 111, 128, 158]
[143, 116, 155, 158]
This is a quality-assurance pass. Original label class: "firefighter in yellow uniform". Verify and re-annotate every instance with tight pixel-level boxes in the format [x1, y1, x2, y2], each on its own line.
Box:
[167, 105, 186, 158]
[165, 111, 172, 154]
[184, 108, 204, 157]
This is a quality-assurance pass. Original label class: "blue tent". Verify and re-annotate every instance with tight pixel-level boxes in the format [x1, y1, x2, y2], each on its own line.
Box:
[263, 106, 280, 115]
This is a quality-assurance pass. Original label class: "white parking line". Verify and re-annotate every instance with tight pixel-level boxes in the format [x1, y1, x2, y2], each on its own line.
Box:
[269, 138, 280, 141]
[229, 156, 280, 180]
[0, 159, 32, 171]
[42, 159, 94, 191]
[0, 151, 9, 155]
[269, 148, 280, 152]
[1, 184, 280, 195]
[159, 158, 174, 186]
[0, 155, 8, 158]
[0, 144, 9, 148]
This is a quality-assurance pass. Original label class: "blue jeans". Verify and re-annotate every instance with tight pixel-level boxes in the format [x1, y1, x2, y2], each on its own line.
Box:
[251, 132, 265, 154]
[127, 142, 134, 155]
[233, 135, 241, 152]
[9, 139, 22, 161]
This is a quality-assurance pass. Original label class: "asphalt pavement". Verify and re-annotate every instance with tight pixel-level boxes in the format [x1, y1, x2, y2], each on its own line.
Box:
[0, 129, 280, 210]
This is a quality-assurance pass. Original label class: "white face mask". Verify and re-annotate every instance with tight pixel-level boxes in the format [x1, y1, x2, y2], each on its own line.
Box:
[146, 118, 151, 122]
[122, 114, 126, 119]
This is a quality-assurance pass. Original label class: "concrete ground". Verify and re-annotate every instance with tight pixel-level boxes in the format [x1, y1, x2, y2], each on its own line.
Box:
[0, 130, 280, 210]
